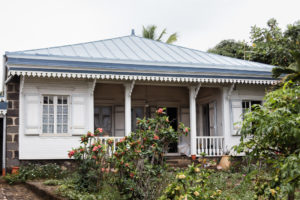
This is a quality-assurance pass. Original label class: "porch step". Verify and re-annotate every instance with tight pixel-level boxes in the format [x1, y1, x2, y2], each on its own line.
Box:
[165, 156, 193, 168]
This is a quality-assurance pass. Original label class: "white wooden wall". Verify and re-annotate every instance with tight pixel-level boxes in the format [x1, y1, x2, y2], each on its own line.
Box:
[19, 77, 94, 159]
[222, 84, 268, 152]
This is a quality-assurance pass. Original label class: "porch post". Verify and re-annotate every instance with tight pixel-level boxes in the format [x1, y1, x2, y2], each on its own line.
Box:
[189, 86, 197, 156]
[124, 82, 135, 136]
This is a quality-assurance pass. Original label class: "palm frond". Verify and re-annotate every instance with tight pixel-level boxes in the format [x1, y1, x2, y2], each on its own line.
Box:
[166, 33, 178, 44]
[157, 28, 166, 42]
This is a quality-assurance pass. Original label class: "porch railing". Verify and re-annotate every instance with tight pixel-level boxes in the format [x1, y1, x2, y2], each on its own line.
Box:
[98, 137, 124, 155]
[196, 136, 224, 157]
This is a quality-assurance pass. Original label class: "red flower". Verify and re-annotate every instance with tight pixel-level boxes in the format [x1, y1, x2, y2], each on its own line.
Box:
[80, 148, 84, 152]
[143, 137, 147, 141]
[125, 163, 129, 167]
[97, 128, 103, 133]
[130, 172, 134, 178]
[68, 150, 75, 158]
[157, 108, 163, 114]
[153, 134, 159, 140]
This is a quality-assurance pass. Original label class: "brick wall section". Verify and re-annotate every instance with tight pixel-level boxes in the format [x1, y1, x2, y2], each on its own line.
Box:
[6, 76, 20, 169]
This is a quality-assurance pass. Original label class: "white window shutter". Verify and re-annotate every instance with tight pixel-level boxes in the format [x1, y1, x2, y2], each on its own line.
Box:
[209, 101, 217, 136]
[71, 94, 87, 136]
[230, 99, 243, 135]
[179, 107, 190, 155]
[114, 106, 125, 136]
[24, 94, 41, 135]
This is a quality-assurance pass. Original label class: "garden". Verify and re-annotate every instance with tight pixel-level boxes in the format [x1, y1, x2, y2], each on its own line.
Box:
[3, 81, 300, 200]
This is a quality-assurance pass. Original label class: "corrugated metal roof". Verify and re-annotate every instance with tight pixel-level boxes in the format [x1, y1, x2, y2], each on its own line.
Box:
[6, 35, 274, 72]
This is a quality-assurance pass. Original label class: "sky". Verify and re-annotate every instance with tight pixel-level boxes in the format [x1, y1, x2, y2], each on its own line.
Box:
[0, 0, 299, 78]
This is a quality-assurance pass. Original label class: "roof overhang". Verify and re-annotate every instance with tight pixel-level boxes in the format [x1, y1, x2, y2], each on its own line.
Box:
[8, 67, 278, 85]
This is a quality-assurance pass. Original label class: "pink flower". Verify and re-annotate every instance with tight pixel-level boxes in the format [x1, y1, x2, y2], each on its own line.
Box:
[93, 146, 98, 152]
[98, 145, 102, 148]
[125, 163, 129, 167]
[68, 150, 75, 158]
[92, 155, 97, 160]
[157, 108, 163, 114]
[153, 134, 159, 140]
[97, 128, 103, 133]
[184, 127, 189, 133]
[101, 168, 105, 172]
[120, 138, 125, 142]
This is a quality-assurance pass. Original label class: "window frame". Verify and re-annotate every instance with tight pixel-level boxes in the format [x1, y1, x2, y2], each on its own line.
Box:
[41, 95, 70, 136]
[242, 100, 262, 115]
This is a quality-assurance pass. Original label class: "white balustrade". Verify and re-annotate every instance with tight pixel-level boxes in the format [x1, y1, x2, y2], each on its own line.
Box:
[97, 137, 124, 155]
[196, 136, 224, 156]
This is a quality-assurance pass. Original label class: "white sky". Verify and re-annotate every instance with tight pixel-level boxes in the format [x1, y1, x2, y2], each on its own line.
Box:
[1, 0, 300, 55]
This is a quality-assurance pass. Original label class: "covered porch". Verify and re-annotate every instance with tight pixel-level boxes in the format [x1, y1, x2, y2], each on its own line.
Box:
[93, 81, 225, 157]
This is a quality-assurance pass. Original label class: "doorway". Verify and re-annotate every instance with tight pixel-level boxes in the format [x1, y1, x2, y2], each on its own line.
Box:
[166, 107, 178, 153]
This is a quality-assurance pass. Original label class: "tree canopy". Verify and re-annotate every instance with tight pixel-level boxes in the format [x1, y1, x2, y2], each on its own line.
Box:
[208, 18, 300, 67]
[208, 39, 251, 60]
[235, 82, 300, 199]
[142, 25, 178, 44]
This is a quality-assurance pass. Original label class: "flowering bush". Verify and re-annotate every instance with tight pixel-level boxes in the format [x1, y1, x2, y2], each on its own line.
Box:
[159, 164, 222, 200]
[111, 108, 189, 199]
[68, 128, 114, 192]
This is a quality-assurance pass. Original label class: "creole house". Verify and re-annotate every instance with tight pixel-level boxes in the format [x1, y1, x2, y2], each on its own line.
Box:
[1, 32, 277, 173]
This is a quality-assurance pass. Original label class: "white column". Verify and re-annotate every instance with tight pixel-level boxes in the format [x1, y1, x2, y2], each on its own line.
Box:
[124, 83, 132, 136]
[189, 86, 197, 156]
[221, 87, 231, 152]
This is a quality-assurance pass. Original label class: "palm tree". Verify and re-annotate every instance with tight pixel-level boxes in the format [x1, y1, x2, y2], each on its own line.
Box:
[272, 50, 300, 82]
[142, 25, 178, 44]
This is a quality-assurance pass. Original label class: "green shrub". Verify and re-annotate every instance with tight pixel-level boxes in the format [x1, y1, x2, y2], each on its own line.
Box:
[4, 163, 66, 184]
[160, 164, 222, 200]
[43, 179, 63, 186]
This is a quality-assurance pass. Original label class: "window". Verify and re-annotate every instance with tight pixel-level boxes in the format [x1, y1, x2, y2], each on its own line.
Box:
[242, 100, 262, 114]
[94, 106, 112, 136]
[42, 95, 69, 134]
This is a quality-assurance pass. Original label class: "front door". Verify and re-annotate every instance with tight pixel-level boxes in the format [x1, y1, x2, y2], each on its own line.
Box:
[166, 107, 178, 153]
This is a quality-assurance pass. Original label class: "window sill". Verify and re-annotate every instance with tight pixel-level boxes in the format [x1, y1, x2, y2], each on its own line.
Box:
[40, 133, 72, 137]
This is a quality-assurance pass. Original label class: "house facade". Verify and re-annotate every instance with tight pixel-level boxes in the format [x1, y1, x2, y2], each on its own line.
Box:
[1, 33, 277, 172]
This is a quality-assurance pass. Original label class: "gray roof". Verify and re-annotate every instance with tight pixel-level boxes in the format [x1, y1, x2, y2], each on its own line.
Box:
[6, 34, 274, 73]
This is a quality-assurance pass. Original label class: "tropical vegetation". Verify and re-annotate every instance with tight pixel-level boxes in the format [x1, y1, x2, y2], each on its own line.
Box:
[142, 25, 178, 44]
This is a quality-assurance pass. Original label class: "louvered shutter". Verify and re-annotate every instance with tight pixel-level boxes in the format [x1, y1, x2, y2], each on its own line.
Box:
[209, 101, 217, 136]
[24, 94, 40, 135]
[179, 107, 190, 155]
[230, 99, 243, 135]
[71, 94, 87, 135]
[115, 106, 125, 136]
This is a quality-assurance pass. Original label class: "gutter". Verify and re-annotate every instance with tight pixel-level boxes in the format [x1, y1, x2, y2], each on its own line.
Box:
[2, 56, 7, 176]
[2, 116, 6, 176]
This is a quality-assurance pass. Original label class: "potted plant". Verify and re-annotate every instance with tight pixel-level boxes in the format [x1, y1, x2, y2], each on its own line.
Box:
[218, 146, 231, 170]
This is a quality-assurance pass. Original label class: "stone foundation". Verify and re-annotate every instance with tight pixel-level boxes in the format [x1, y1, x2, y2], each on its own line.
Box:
[6, 76, 20, 170]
